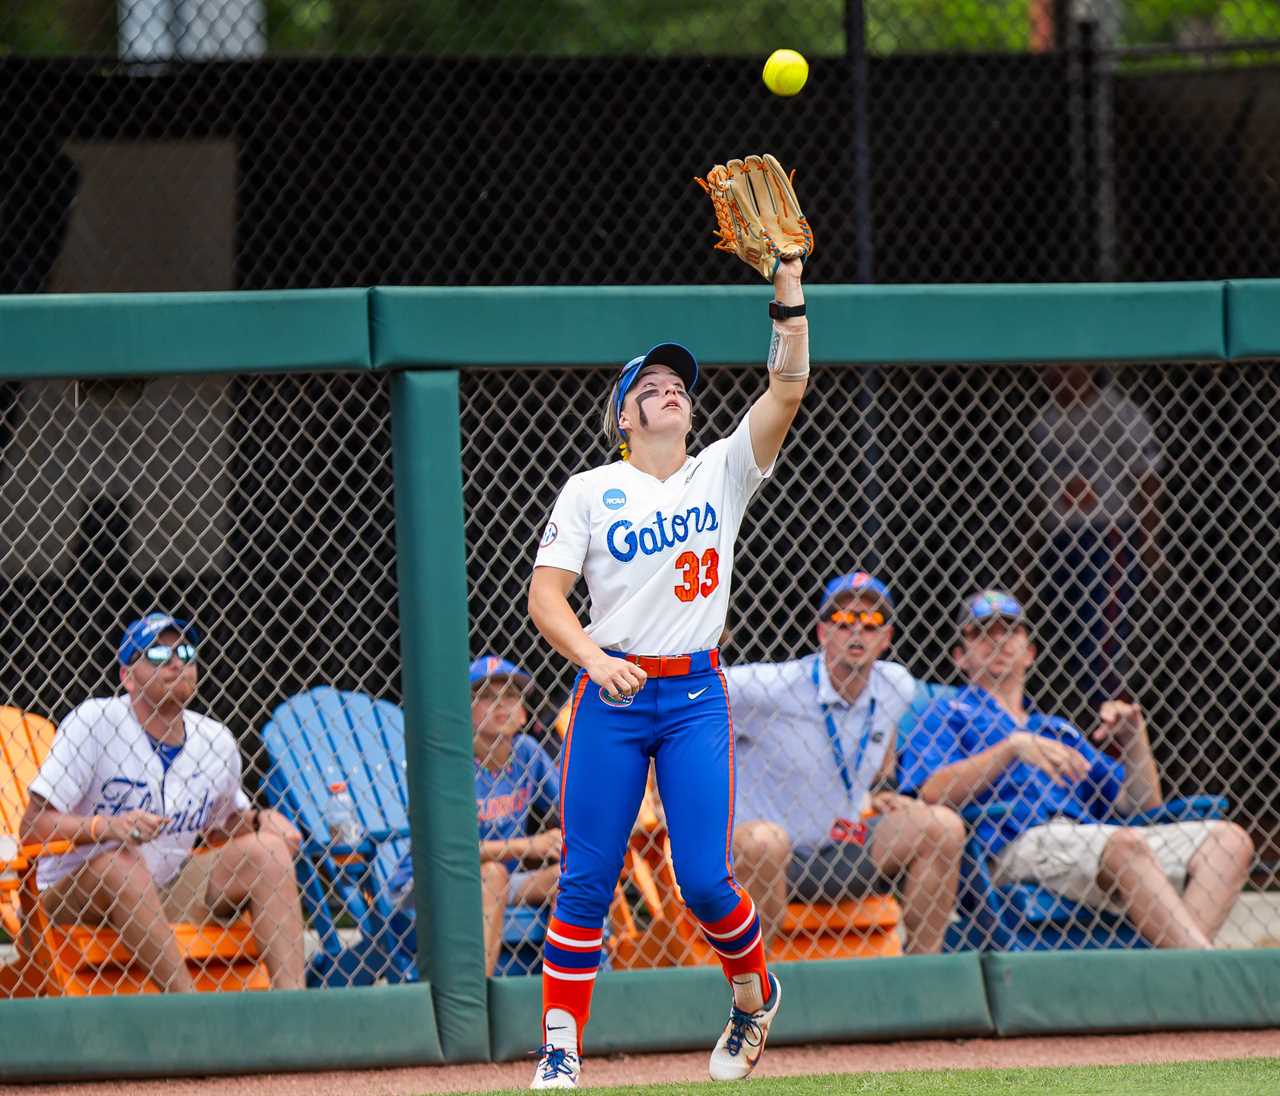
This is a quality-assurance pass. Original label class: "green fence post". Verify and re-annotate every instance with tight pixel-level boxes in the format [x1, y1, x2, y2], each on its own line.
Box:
[390, 369, 490, 1061]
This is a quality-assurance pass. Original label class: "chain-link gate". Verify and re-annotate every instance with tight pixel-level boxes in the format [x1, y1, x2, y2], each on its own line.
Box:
[461, 358, 1278, 971]
[0, 372, 408, 995]
[5, 2, 1280, 291]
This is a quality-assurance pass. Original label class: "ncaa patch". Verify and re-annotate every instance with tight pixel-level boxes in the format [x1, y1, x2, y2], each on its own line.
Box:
[540, 522, 558, 548]
[599, 686, 634, 708]
[602, 488, 627, 510]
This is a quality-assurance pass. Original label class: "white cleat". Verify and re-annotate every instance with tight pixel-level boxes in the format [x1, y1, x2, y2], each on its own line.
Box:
[530, 1044, 581, 1089]
[709, 973, 782, 1081]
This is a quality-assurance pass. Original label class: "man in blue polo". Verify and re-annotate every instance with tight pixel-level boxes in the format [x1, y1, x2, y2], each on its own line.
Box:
[728, 572, 966, 955]
[390, 654, 560, 975]
[900, 589, 1253, 949]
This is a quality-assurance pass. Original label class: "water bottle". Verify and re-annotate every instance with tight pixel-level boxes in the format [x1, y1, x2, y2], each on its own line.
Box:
[325, 781, 363, 848]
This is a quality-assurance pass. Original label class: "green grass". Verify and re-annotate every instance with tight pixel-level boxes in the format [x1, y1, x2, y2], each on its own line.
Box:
[479, 1057, 1280, 1095]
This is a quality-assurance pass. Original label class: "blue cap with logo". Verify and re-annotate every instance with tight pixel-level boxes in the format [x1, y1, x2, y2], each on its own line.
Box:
[468, 654, 531, 686]
[956, 589, 1027, 635]
[614, 342, 700, 426]
[819, 571, 894, 612]
[118, 612, 200, 666]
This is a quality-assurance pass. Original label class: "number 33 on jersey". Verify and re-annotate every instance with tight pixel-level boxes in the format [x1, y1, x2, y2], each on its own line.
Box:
[534, 409, 774, 658]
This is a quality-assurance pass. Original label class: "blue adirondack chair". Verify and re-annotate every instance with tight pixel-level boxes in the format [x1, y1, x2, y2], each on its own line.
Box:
[898, 682, 1227, 952]
[261, 686, 417, 986]
[262, 686, 552, 983]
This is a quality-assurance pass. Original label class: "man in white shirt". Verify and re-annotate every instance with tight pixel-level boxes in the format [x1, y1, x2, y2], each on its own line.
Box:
[20, 612, 306, 991]
[728, 573, 965, 955]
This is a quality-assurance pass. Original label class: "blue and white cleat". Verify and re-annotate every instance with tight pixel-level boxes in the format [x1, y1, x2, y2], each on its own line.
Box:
[530, 1044, 581, 1089]
[708, 973, 782, 1081]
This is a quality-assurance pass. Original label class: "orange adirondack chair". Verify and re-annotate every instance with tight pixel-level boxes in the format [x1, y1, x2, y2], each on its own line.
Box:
[0, 706, 269, 997]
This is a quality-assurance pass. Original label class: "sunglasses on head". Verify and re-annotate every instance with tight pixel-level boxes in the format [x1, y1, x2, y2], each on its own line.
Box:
[828, 609, 887, 629]
[140, 643, 197, 667]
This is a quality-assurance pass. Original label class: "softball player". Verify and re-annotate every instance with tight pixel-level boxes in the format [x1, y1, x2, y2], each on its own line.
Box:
[526, 244, 809, 1087]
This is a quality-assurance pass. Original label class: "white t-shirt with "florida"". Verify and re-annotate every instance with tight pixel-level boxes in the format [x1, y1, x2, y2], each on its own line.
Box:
[28, 695, 251, 890]
[534, 409, 773, 656]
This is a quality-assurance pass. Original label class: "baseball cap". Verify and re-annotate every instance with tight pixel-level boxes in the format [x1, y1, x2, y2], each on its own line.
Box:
[118, 612, 200, 666]
[956, 589, 1028, 636]
[819, 571, 895, 613]
[614, 343, 700, 425]
[469, 654, 531, 686]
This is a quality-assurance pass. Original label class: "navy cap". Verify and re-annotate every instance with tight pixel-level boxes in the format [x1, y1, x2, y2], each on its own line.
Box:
[469, 654, 531, 686]
[614, 342, 700, 426]
[118, 612, 200, 666]
[820, 571, 894, 612]
[956, 589, 1027, 635]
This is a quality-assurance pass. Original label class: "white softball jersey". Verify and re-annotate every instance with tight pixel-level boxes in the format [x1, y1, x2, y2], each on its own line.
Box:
[28, 695, 251, 890]
[534, 408, 773, 656]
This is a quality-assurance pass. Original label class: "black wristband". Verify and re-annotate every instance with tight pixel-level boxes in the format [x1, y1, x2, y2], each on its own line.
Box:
[769, 300, 806, 320]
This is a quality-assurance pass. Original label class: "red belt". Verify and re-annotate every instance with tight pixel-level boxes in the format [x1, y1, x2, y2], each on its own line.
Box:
[624, 649, 720, 678]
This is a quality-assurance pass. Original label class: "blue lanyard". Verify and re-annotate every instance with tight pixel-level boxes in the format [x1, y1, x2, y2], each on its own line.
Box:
[811, 657, 876, 807]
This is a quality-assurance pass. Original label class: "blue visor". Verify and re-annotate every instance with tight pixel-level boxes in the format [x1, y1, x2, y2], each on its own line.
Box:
[118, 613, 200, 666]
[469, 654, 531, 685]
[820, 571, 894, 611]
[614, 342, 700, 425]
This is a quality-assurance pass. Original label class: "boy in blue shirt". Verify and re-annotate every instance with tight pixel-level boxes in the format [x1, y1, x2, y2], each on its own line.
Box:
[391, 654, 560, 974]
[900, 590, 1252, 949]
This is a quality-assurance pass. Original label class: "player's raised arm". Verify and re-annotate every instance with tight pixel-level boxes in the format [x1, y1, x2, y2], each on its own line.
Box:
[694, 153, 812, 472]
[748, 256, 808, 471]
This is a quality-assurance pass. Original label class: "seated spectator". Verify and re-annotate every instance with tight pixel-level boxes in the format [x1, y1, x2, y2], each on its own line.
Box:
[390, 654, 560, 975]
[727, 572, 965, 955]
[900, 590, 1254, 949]
[19, 612, 305, 990]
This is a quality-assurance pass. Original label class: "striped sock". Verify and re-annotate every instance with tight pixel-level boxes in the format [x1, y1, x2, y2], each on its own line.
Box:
[541, 915, 604, 1049]
[697, 892, 770, 1013]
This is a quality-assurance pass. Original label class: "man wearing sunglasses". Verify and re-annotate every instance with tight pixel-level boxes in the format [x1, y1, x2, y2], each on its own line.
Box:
[20, 612, 306, 991]
[727, 573, 965, 955]
[899, 590, 1253, 949]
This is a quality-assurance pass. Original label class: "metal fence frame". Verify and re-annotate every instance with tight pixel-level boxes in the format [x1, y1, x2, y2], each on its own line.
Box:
[1, 281, 1280, 1078]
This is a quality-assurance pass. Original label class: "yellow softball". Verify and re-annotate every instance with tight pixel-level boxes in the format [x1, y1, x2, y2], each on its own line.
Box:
[763, 48, 809, 97]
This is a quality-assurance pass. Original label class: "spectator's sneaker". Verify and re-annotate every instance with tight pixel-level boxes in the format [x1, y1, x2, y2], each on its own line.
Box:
[708, 973, 782, 1081]
[529, 1044, 581, 1089]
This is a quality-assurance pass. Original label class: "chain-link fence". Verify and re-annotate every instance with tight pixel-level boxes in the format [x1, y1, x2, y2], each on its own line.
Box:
[0, 372, 407, 994]
[4, 2, 1280, 292]
[0, 351, 1276, 997]
[462, 358, 1279, 969]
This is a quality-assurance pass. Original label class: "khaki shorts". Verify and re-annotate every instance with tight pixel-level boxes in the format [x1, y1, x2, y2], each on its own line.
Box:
[990, 819, 1217, 913]
[43, 848, 240, 926]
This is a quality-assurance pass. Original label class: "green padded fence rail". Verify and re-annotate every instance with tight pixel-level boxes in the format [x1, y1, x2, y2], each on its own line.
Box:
[0, 290, 372, 380]
[982, 948, 1280, 1037]
[6, 280, 1280, 380]
[370, 282, 1228, 367]
[488, 955, 993, 1062]
[0, 983, 442, 1081]
[1224, 279, 1280, 361]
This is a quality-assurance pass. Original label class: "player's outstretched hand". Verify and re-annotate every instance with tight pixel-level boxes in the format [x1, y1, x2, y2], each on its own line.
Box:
[584, 653, 648, 700]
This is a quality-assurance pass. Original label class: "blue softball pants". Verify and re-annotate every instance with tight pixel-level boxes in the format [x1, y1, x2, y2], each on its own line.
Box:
[555, 649, 742, 929]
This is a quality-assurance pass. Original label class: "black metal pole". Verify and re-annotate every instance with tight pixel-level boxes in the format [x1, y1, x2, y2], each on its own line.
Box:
[845, 0, 874, 283]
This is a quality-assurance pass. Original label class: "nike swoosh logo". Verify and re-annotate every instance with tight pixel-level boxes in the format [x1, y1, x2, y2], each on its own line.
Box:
[687, 687, 709, 700]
